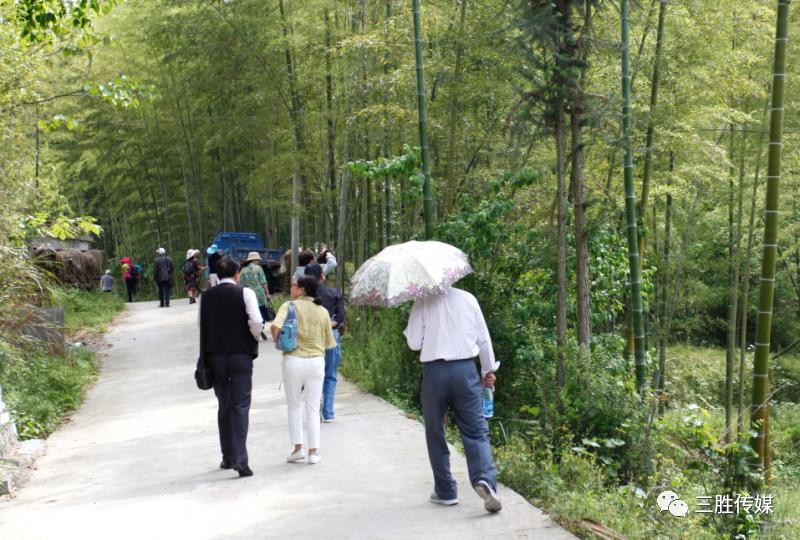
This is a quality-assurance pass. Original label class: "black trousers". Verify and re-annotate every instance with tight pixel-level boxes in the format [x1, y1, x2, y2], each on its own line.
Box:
[157, 280, 171, 306]
[125, 278, 137, 302]
[208, 352, 254, 467]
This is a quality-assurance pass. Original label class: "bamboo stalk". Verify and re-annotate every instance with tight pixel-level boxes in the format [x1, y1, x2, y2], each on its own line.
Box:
[412, 0, 434, 239]
[621, 0, 647, 392]
[750, 0, 789, 481]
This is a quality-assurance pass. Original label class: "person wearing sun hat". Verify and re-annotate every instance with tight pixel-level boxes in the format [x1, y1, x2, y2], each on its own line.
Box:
[206, 244, 222, 288]
[239, 251, 272, 340]
[183, 249, 203, 304]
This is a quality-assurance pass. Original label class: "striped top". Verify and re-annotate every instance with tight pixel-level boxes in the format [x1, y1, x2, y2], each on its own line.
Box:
[272, 296, 336, 358]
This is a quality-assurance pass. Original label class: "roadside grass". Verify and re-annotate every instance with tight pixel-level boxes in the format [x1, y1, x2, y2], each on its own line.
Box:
[0, 342, 97, 439]
[51, 286, 125, 333]
[0, 287, 124, 439]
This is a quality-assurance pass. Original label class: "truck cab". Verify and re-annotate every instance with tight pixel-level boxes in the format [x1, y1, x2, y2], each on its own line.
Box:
[210, 232, 284, 292]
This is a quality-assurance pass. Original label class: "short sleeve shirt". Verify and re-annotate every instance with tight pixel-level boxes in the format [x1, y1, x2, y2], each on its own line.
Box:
[272, 296, 336, 358]
[239, 263, 268, 306]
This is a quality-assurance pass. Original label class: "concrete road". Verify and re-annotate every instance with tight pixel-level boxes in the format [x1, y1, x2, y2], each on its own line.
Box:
[0, 300, 573, 540]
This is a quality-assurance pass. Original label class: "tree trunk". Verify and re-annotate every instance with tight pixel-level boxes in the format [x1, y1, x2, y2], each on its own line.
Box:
[750, 0, 789, 482]
[325, 9, 337, 246]
[657, 193, 672, 415]
[555, 108, 568, 401]
[147, 99, 174, 252]
[572, 0, 593, 352]
[122, 147, 160, 248]
[571, 104, 591, 350]
[412, 0, 434, 239]
[621, 0, 647, 393]
[358, 180, 368, 266]
[178, 93, 205, 244]
[335, 128, 354, 291]
[444, 0, 468, 216]
[382, 1, 393, 246]
[725, 126, 739, 444]
[279, 0, 305, 275]
[726, 126, 749, 442]
[739, 118, 766, 437]
[638, 0, 667, 260]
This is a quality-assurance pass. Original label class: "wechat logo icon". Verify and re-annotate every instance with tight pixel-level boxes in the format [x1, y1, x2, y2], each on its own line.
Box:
[657, 490, 689, 517]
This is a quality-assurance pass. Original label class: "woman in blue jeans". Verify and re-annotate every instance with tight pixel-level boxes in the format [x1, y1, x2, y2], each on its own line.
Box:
[303, 264, 345, 422]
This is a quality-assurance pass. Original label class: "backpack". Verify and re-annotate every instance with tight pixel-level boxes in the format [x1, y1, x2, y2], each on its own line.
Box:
[131, 264, 141, 278]
[275, 302, 298, 353]
[183, 260, 195, 275]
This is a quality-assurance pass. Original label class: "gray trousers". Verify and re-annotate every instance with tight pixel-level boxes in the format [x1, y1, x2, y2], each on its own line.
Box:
[421, 359, 497, 500]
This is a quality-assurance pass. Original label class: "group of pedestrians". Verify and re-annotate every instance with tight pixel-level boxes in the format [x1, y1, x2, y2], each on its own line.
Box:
[122, 241, 501, 513]
[196, 247, 502, 514]
[108, 247, 204, 306]
[198, 250, 346, 477]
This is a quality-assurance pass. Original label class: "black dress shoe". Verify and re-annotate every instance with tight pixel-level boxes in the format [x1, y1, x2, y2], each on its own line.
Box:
[220, 460, 233, 470]
[233, 464, 253, 477]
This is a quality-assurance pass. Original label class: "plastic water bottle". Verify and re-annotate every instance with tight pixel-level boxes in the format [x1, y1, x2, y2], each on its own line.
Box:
[482, 387, 494, 418]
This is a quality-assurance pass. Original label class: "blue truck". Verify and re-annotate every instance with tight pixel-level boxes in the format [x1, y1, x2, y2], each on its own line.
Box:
[209, 232, 284, 292]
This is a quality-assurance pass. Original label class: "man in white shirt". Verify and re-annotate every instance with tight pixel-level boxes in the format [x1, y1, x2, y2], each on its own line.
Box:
[199, 257, 264, 477]
[403, 286, 502, 513]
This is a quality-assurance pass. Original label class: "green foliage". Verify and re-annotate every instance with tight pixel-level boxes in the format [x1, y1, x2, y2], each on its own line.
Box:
[348, 145, 425, 207]
[439, 169, 537, 261]
[340, 305, 421, 413]
[14, 0, 116, 46]
[0, 244, 48, 338]
[2, 0, 799, 537]
[83, 76, 156, 109]
[50, 286, 124, 332]
[341, 167, 800, 538]
[0, 341, 98, 439]
[18, 212, 102, 243]
[347, 145, 421, 179]
[0, 287, 122, 440]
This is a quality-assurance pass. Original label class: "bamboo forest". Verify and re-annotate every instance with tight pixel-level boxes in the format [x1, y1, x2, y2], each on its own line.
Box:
[2, 0, 800, 538]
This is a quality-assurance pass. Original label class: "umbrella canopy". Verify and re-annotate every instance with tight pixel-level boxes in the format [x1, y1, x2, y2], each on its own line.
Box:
[349, 240, 472, 307]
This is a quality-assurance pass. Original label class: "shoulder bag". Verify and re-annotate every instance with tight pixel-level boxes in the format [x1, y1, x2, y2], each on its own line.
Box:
[275, 301, 298, 353]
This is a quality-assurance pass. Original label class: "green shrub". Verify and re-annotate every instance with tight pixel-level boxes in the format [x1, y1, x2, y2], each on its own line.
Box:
[340, 305, 421, 412]
[0, 287, 123, 439]
[0, 341, 98, 439]
[50, 286, 125, 332]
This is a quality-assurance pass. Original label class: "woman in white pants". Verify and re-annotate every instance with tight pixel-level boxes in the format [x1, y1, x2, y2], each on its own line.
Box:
[271, 275, 336, 464]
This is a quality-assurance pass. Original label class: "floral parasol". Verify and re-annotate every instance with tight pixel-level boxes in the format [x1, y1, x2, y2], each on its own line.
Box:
[349, 240, 473, 307]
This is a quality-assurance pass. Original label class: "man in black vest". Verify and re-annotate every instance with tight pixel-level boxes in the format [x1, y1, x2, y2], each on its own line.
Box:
[199, 257, 264, 477]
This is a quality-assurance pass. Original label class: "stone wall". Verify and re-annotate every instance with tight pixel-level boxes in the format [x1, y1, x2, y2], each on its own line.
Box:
[0, 386, 18, 459]
[21, 306, 65, 348]
[0, 385, 45, 496]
